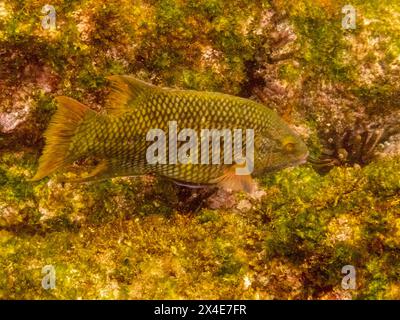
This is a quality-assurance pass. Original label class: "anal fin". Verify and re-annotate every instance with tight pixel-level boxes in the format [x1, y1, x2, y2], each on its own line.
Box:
[57, 159, 149, 183]
[57, 160, 109, 183]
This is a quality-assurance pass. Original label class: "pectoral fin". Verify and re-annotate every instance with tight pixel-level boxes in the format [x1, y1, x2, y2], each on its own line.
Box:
[211, 165, 256, 193]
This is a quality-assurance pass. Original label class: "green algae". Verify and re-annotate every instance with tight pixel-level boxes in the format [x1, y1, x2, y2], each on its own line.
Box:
[1, 0, 400, 300]
[1, 151, 399, 299]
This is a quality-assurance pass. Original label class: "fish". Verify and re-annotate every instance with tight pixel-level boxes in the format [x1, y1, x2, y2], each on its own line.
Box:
[30, 76, 309, 193]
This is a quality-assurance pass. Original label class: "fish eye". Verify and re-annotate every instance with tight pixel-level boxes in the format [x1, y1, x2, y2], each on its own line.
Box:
[283, 142, 296, 153]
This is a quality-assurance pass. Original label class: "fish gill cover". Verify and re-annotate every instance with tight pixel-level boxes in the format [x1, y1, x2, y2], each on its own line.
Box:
[0, 0, 400, 300]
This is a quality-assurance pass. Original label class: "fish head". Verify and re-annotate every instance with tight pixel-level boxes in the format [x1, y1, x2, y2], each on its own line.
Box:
[253, 126, 309, 175]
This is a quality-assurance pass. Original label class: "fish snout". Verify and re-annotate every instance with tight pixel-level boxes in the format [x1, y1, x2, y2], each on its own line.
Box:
[300, 150, 310, 164]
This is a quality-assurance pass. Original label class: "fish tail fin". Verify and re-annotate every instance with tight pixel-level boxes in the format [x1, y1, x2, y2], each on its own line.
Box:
[29, 96, 95, 181]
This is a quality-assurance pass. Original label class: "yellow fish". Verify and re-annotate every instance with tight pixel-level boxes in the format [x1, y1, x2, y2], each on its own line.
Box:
[31, 76, 308, 192]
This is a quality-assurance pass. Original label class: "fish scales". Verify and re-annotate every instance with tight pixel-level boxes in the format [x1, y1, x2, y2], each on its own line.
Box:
[31, 76, 309, 192]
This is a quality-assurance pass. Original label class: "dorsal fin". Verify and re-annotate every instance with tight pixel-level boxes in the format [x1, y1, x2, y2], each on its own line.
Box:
[105, 75, 157, 116]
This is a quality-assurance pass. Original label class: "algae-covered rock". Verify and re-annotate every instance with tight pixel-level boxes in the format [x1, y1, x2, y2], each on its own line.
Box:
[0, 0, 399, 299]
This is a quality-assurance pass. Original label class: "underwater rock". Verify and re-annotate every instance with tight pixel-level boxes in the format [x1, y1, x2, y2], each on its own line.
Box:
[236, 199, 252, 212]
[0, 101, 30, 133]
[206, 189, 236, 210]
[376, 133, 400, 158]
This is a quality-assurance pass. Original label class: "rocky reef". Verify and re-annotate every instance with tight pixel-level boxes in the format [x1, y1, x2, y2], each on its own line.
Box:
[1, 0, 399, 299]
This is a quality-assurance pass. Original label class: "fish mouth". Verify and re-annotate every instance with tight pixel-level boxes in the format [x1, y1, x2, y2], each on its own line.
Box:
[294, 151, 309, 166]
[256, 151, 310, 175]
